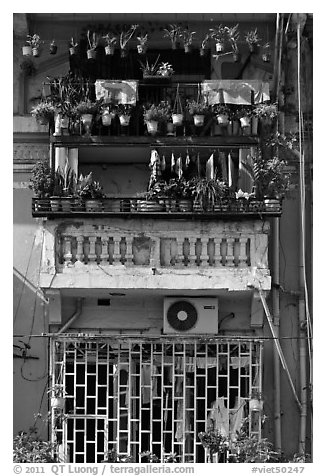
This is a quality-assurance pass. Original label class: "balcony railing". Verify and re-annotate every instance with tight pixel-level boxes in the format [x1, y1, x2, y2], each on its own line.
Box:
[32, 197, 282, 218]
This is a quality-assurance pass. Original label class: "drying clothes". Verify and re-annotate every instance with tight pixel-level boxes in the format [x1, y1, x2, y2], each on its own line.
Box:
[229, 397, 246, 441]
[95, 80, 138, 104]
[230, 356, 250, 369]
[141, 365, 151, 405]
[207, 398, 229, 436]
[202, 80, 270, 105]
[206, 153, 215, 180]
[148, 149, 162, 189]
[238, 149, 254, 193]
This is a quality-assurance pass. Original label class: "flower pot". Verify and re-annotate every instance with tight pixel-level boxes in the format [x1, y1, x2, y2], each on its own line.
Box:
[184, 44, 191, 53]
[87, 49, 96, 60]
[216, 114, 229, 126]
[240, 116, 251, 128]
[85, 199, 103, 212]
[233, 52, 241, 62]
[22, 45, 32, 56]
[60, 198, 72, 212]
[215, 42, 224, 53]
[262, 52, 271, 62]
[120, 48, 127, 58]
[105, 45, 115, 56]
[50, 198, 61, 212]
[249, 398, 264, 412]
[178, 199, 192, 212]
[137, 44, 147, 54]
[49, 45, 57, 55]
[69, 46, 76, 56]
[199, 47, 206, 57]
[137, 200, 164, 212]
[32, 47, 40, 57]
[193, 114, 205, 127]
[119, 114, 131, 126]
[166, 122, 174, 136]
[146, 120, 158, 135]
[81, 114, 93, 136]
[51, 396, 65, 410]
[101, 110, 112, 126]
[264, 198, 281, 212]
[172, 114, 183, 126]
[165, 199, 178, 212]
[103, 199, 121, 212]
[61, 115, 69, 129]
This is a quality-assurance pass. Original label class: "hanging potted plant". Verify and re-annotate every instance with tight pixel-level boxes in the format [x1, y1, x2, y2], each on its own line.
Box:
[157, 61, 174, 78]
[49, 39, 57, 55]
[139, 55, 161, 78]
[212, 104, 231, 127]
[186, 99, 209, 127]
[254, 102, 278, 131]
[227, 24, 241, 62]
[48, 384, 67, 410]
[69, 37, 78, 56]
[249, 390, 264, 412]
[137, 33, 148, 54]
[245, 28, 261, 53]
[119, 24, 138, 58]
[172, 84, 184, 126]
[117, 104, 134, 127]
[261, 42, 272, 62]
[31, 100, 56, 126]
[181, 28, 196, 53]
[76, 99, 99, 136]
[209, 24, 228, 53]
[102, 32, 117, 56]
[163, 24, 182, 50]
[199, 33, 211, 56]
[100, 104, 117, 127]
[237, 106, 254, 132]
[86, 30, 98, 59]
[143, 101, 171, 135]
[23, 34, 42, 57]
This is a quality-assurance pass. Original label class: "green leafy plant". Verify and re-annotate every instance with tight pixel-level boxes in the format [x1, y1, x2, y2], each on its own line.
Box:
[76, 99, 99, 115]
[190, 175, 226, 210]
[209, 24, 229, 45]
[31, 100, 56, 124]
[102, 32, 117, 46]
[26, 34, 42, 49]
[13, 428, 57, 463]
[163, 24, 182, 48]
[87, 30, 98, 51]
[211, 104, 231, 118]
[253, 148, 290, 199]
[76, 172, 106, 199]
[157, 62, 174, 76]
[198, 430, 229, 462]
[181, 28, 196, 47]
[186, 99, 210, 115]
[116, 104, 134, 116]
[139, 55, 161, 76]
[102, 449, 134, 463]
[29, 159, 54, 198]
[201, 33, 211, 51]
[137, 33, 148, 47]
[119, 24, 138, 50]
[254, 102, 278, 120]
[143, 101, 171, 123]
[245, 29, 261, 51]
[236, 106, 254, 119]
[227, 24, 240, 54]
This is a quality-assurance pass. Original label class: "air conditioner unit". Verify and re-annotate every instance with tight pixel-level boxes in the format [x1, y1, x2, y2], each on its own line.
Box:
[163, 297, 219, 335]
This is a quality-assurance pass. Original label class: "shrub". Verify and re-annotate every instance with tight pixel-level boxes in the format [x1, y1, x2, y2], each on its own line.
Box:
[13, 429, 57, 463]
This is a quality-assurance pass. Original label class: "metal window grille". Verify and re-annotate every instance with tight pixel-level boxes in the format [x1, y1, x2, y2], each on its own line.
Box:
[50, 336, 263, 463]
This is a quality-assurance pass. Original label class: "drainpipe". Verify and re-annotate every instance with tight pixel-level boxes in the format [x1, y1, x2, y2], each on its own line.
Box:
[57, 298, 83, 334]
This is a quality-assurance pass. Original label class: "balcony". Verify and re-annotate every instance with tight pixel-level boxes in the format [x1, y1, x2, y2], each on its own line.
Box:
[40, 217, 271, 292]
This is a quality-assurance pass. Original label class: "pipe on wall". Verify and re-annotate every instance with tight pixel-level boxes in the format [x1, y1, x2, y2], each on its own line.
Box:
[57, 298, 83, 334]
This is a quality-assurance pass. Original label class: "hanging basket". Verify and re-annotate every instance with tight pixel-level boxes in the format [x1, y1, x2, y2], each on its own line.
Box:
[32, 47, 40, 57]
[101, 110, 112, 126]
[137, 44, 147, 54]
[216, 114, 229, 126]
[105, 45, 115, 56]
[172, 83, 184, 126]
[193, 114, 205, 127]
[69, 46, 77, 56]
[87, 49, 96, 60]
[215, 42, 224, 53]
[262, 52, 271, 62]
[146, 120, 158, 135]
[51, 396, 65, 410]
[240, 116, 251, 128]
[172, 113, 183, 126]
[249, 398, 264, 412]
[119, 114, 131, 126]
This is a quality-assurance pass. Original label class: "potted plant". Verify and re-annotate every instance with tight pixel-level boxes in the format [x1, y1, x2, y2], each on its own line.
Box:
[102, 32, 117, 55]
[137, 33, 148, 54]
[141, 180, 167, 211]
[76, 100, 99, 135]
[209, 24, 228, 53]
[143, 102, 171, 135]
[76, 172, 106, 212]
[198, 430, 229, 463]
[30, 159, 54, 212]
[249, 390, 264, 412]
[172, 84, 184, 126]
[48, 384, 67, 410]
[59, 164, 77, 211]
[261, 42, 272, 62]
[157, 62, 174, 77]
[119, 24, 138, 58]
[13, 428, 57, 463]
[163, 24, 182, 50]
[31, 100, 56, 125]
[100, 104, 116, 127]
[190, 176, 226, 212]
[254, 102, 278, 126]
[227, 24, 241, 62]
[181, 28, 196, 53]
[116, 104, 134, 127]
[69, 37, 78, 56]
[50, 169, 64, 211]
[212, 104, 231, 127]
[86, 30, 98, 59]
[200, 33, 211, 56]
[49, 39, 57, 55]
[186, 99, 209, 127]
[23, 34, 42, 57]
[253, 150, 290, 206]
[236, 106, 254, 130]
[245, 28, 261, 53]
[139, 55, 161, 78]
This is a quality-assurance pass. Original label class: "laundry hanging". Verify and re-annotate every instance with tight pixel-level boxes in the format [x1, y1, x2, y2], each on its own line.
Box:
[176, 155, 183, 179]
[206, 153, 215, 180]
[238, 148, 255, 193]
[148, 149, 161, 189]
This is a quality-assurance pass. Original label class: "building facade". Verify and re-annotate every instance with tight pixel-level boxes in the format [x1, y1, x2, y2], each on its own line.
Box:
[13, 13, 313, 463]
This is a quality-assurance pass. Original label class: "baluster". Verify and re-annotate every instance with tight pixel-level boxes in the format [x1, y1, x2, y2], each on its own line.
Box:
[125, 236, 134, 265]
[239, 237, 248, 267]
[113, 235, 121, 265]
[101, 236, 109, 263]
[76, 236, 84, 263]
[88, 236, 97, 262]
[175, 237, 184, 266]
[213, 237, 222, 266]
[63, 236, 72, 264]
[188, 237, 197, 266]
[200, 237, 209, 267]
[225, 238, 235, 266]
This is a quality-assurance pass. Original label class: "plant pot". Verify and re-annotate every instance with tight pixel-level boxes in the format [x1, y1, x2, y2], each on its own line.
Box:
[61, 115, 69, 129]
[137, 44, 147, 54]
[69, 46, 76, 56]
[264, 198, 281, 212]
[240, 116, 251, 128]
[233, 52, 241, 62]
[119, 114, 131, 126]
[85, 199, 103, 212]
[216, 114, 229, 126]
[49, 45, 57, 55]
[249, 398, 264, 412]
[146, 120, 158, 135]
[178, 199, 192, 212]
[103, 199, 121, 212]
[120, 48, 127, 58]
[184, 44, 191, 53]
[105, 45, 115, 55]
[87, 49, 96, 60]
[81, 113, 93, 135]
[193, 114, 205, 127]
[165, 199, 178, 212]
[166, 122, 175, 136]
[50, 198, 61, 212]
[172, 114, 183, 126]
[137, 200, 164, 212]
[32, 47, 40, 57]
[22, 45, 32, 56]
[262, 52, 271, 62]
[51, 397, 65, 410]
[215, 42, 224, 53]
[199, 47, 206, 57]
[101, 110, 112, 126]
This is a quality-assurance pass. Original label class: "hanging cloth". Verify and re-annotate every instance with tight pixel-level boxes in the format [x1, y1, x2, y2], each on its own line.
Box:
[196, 152, 201, 177]
[229, 397, 246, 441]
[185, 150, 190, 168]
[207, 398, 229, 436]
[176, 155, 183, 179]
[206, 153, 215, 180]
[238, 148, 254, 193]
[148, 149, 161, 190]
[171, 152, 176, 172]
[228, 152, 235, 188]
[161, 155, 166, 171]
